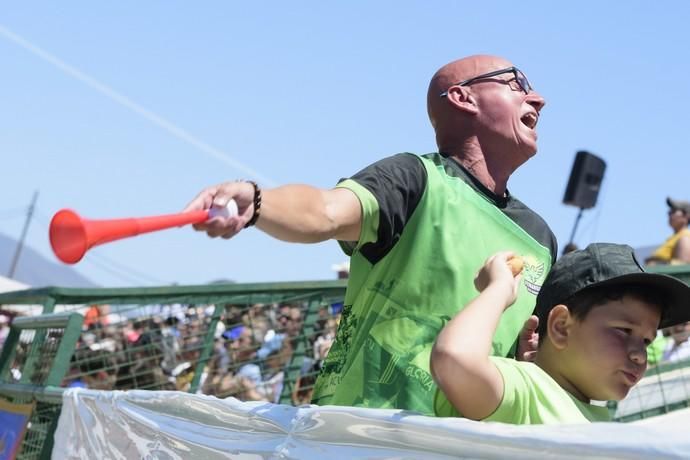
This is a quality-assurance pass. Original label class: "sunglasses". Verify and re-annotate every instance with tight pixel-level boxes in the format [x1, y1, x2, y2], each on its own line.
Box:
[440, 66, 532, 97]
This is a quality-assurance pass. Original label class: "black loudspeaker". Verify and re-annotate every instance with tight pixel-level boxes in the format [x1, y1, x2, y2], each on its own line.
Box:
[562, 151, 606, 209]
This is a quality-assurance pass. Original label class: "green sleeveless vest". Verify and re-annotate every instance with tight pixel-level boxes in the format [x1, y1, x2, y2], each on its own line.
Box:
[312, 154, 552, 415]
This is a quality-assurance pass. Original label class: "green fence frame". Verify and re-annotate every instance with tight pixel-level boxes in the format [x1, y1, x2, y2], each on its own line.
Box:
[0, 280, 347, 458]
[0, 312, 84, 460]
[0, 280, 347, 392]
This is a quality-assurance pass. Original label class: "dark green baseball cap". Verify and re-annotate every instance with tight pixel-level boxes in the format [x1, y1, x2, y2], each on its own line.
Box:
[534, 243, 690, 329]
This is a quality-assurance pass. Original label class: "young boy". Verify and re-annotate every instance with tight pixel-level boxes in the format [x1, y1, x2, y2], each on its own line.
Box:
[431, 243, 690, 424]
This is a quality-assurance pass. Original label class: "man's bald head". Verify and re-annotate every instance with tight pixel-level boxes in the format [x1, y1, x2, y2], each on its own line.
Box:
[427, 55, 513, 130]
[423, 55, 546, 192]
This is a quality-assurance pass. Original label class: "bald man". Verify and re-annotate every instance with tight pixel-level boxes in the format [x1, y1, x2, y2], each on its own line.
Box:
[185, 55, 557, 415]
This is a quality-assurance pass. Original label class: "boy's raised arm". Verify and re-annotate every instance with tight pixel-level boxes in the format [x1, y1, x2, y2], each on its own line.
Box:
[430, 252, 521, 420]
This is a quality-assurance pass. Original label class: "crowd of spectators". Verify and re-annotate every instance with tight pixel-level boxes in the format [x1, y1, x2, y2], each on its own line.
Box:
[47, 299, 341, 406]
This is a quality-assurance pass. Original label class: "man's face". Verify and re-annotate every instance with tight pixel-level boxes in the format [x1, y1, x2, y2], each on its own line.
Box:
[468, 60, 545, 164]
[562, 295, 660, 402]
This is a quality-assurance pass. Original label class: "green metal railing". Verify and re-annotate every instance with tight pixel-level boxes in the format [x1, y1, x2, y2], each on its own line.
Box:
[0, 280, 347, 457]
[0, 280, 346, 389]
[0, 312, 84, 460]
[647, 263, 690, 285]
[0, 280, 346, 436]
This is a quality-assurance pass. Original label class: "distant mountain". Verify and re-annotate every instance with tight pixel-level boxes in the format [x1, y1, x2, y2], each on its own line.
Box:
[0, 232, 97, 288]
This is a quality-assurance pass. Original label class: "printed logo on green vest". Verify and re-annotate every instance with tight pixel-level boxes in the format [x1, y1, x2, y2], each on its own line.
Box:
[371, 279, 397, 298]
[522, 255, 546, 295]
[404, 364, 435, 392]
[320, 304, 357, 375]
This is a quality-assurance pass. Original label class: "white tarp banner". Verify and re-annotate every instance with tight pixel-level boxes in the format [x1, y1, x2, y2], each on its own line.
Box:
[53, 389, 690, 459]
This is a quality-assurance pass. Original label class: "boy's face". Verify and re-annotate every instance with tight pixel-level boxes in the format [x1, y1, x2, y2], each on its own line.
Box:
[562, 294, 661, 402]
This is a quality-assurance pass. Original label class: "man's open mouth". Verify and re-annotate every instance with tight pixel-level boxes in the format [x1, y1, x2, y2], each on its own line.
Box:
[521, 112, 538, 129]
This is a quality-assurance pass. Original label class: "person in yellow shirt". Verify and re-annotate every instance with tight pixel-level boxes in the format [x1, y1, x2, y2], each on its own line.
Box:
[646, 197, 690, 265]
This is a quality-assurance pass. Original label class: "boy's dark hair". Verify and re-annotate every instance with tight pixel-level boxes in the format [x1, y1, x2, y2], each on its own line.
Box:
[537, 283, 667, 344]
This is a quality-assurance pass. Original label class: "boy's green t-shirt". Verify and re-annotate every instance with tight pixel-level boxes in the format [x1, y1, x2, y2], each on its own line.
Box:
[434, 357, 611, 424]
[311, 153, 556, 415]
[647, 332, 669, 366]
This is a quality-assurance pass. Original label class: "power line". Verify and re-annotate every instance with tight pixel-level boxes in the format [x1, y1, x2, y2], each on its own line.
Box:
[87, 256, 154, 285]
[85, 252, 167, 285]
[82, 254, 154, 286]
[0, 24, 277, 187]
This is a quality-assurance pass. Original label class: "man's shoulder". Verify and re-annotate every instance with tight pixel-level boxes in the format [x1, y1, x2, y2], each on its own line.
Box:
[504, 196, 553, 231]
[365, 152, 427, 169]
[344, 153, 428, 185]
[502, 196, 558, 262]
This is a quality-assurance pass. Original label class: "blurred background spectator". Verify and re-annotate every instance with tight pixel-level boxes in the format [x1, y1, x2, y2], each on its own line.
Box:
[331, 260, 350, 279]
[561, 242, 578, 257]
[0, 314, 10, 347]
[662, 321, 690, 363]
[645, 197, 690, 265]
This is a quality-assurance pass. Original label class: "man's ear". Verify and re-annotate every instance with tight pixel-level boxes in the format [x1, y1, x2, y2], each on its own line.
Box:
[445, 86, 479, 115]
[546, 304, 573, 350]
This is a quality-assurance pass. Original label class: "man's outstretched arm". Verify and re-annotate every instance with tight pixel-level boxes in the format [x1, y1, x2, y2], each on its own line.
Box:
[184, 181, 362, 243]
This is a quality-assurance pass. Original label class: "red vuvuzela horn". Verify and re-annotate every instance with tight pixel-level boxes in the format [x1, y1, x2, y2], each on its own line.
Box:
[49, 201, 238, 264]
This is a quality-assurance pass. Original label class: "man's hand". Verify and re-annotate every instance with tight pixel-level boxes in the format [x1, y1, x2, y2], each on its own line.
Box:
[183, 181, 256, 239]
[516, 315, 539, 362]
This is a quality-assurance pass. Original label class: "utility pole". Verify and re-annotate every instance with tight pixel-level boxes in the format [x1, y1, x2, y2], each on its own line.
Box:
[8, 190, 39, 278]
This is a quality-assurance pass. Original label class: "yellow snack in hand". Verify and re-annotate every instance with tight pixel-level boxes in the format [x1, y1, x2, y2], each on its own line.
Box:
[507, 256, 524, 276]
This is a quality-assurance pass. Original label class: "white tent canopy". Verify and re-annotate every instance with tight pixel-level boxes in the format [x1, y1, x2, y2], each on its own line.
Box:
[0, 275, 28, 293]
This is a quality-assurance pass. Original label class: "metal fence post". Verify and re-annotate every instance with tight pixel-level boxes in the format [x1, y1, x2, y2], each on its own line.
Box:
[279, 297, 321, 405]
[18, 298, 57, 386]
[189, 302, 224, 393]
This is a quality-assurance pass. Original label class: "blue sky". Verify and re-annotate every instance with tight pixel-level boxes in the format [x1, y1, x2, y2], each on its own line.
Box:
[1, 2, 688, 287]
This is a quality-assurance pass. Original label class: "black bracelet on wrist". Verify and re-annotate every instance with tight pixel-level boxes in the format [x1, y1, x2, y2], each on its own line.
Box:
[244, 180, 262, 228]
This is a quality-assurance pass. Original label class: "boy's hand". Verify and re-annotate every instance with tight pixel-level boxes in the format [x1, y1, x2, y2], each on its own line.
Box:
[473, 252, 522, 308]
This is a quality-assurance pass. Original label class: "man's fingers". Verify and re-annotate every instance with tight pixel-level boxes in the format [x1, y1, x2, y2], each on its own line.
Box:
[521, 351, 537, 362]
[183, 187, 218, 213]
[522, 315, 539, 335]
[516, 315, 539, 362]
[186, 181, 255, 239]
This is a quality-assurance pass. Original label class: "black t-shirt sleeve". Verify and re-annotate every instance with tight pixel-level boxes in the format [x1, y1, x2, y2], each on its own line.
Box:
[345, 153, 427, 264]
[503, 198, 558, 265]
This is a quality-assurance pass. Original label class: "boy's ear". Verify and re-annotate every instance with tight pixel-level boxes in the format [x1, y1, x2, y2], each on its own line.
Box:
[445, 86, 479, 115]
[546, 305, 573, 350]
